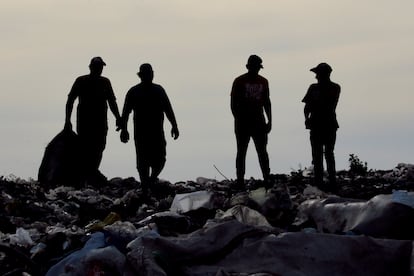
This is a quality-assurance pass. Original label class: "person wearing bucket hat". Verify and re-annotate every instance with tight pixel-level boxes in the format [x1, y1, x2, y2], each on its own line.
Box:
[64, 56, 122, 186]
[231, 55, 272, 189]
[302, 62, 341, 191]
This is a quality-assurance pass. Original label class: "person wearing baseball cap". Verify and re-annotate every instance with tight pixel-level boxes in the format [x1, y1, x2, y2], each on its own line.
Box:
[302, 62, 341, 192]
[230, 55, 272, 189]
[247, 54, 264, 69]
[89, 56, 106, 66]
[119, 63, 179, 198]
[310, 62, 332, 74]
[65, 56, 121, 186]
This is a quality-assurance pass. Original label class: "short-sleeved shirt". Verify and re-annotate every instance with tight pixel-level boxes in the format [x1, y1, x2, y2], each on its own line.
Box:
[231, 73, 270, 126]
[68, 75, 116, 135]
[123, 83, 173, 144]
[302, 81, 341, 130]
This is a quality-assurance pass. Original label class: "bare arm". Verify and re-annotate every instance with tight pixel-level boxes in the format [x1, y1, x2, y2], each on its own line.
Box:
[230, 80, 238, 117]
[65, 80, 78, 130]
[165, 99, 179, 140]
[303, 88, 312, 129]
[264, 98, 272, 133]
[162, 89, 179, 140]
[105, 80, 121, 129]
[304, 104, 311, 120]
[263, 80, 272, 133]
[119, 91, 133, 143]
[120, 92, 133, 132]
[65, 96, 75, 130]
[108, 98, 121, 130]
[332, 84, 341, 111]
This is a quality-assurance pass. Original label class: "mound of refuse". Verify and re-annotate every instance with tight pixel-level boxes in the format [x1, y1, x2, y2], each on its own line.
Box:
[1, 163, 414, 275]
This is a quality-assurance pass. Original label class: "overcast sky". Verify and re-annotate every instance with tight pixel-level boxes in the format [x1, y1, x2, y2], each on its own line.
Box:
[1, 1, 413, 182]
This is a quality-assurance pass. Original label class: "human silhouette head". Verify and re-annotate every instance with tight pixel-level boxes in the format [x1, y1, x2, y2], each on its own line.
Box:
[89, 56, 106, 76]
[246, 55, 263, 75]
[310, 62, 332, 82]
[138, 63, 154, 84]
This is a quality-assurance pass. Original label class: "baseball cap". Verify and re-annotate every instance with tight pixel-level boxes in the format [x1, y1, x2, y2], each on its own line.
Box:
[310, 62, 332, 74]
[139, 63, 153, 73]
[247, 55, 263, 68]
[90, 56, 106, 66]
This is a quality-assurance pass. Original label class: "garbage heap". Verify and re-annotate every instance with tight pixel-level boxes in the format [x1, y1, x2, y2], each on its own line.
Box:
[1, 163, 414, 275]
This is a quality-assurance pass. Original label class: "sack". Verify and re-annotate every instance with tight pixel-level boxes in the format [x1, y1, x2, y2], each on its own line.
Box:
[38, 129, 81, 187]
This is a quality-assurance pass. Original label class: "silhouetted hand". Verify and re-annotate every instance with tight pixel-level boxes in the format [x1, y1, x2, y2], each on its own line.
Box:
[171, 126, 179, 140]
[116, 118, 123, 131]
[120, 129, 130, 143]
[64, 121, 72, 131]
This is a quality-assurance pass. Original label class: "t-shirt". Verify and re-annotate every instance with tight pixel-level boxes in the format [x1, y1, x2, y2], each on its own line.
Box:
[123, 82, 173, 142]
[231, 73, 270, 124]
[302, 81, 341, 130]
[68, 75, 116, 134]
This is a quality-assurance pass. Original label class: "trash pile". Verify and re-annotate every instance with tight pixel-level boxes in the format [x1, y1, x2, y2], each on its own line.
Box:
[1, 163, 414, 275]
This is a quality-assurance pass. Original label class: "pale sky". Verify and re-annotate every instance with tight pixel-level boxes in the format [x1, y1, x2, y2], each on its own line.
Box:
[1, 1, 413, 182]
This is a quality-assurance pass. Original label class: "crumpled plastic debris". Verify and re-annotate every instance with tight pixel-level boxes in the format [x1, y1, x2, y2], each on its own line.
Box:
[170, 190, 216, 213]
[216, 205, 272, 227]
[295, 193, 414, 239]
[303, 184, 326, 198]
[9, 227, 34, 247]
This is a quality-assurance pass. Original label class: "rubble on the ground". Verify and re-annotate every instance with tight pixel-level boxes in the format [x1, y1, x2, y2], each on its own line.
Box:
[1, 164, 414, 275]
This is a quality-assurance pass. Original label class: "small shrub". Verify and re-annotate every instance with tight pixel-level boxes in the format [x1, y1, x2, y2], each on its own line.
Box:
[349, 154, 368, 176]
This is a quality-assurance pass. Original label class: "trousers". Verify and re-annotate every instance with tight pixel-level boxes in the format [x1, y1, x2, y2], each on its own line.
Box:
[235, 122, 270, 181]
[310, 128, 337, 184]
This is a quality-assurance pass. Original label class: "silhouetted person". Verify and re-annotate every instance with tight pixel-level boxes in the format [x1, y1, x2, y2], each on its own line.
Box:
[302, 62, 341, 190]
[231, 55, 272, 188]
[120, 63, 179, 196]
[65, 57, 121, 185]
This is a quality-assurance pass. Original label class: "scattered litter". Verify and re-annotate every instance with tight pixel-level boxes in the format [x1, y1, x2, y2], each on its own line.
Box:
[1, 163, 414, 274]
